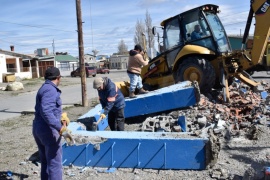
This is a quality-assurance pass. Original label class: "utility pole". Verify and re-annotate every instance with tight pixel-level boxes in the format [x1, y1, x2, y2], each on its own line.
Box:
[52, 39, 55, 55]
[76, 0, 88, 107]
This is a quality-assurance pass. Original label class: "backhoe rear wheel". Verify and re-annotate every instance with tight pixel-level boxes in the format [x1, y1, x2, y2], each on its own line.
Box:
[174, 57, 216, 93]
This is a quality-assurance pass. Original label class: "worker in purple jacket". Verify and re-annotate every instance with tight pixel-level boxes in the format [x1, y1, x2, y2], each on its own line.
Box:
[93, 77, 126, 131]
[32, 67, 66, 180]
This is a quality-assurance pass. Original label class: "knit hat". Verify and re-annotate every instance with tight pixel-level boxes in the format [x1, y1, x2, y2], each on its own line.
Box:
[45, 67, 61, 80]
[134, 44, 143, 51]
[93, 77, 104, 89]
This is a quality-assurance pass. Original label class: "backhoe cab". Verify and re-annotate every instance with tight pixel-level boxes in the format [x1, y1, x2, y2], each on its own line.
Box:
[142, 4, 230, 92]
[142, 1, 270, 102]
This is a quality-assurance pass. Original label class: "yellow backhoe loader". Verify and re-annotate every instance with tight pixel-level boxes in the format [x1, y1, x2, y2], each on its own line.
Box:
[118, 1, 270, 102]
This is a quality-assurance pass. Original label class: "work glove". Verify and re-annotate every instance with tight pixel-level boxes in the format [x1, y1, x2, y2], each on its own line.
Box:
[100, 113, 106, 119]
[60, 124, 72, 135]
[60, 125, 75, 146]
[60, 125, 67, 135]
[61, 112, 70, 126]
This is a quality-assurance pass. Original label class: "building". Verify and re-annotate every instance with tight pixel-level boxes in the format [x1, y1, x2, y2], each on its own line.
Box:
[109, 55, 129, 69]
[35, 50, 79, 77]
[84, 54, 96, 66]
[55, 54, 79, 71]
[0, 47, 36, 83]
[96, 55, 110, 68]
[227, 35, 254, 50]
[34, 48, 55, 77]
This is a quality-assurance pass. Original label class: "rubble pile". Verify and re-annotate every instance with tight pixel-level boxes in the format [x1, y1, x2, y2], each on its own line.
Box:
[137, 80, 270, 178]
[141, 80, 270, 140]
[146, 79, 270, 178]
[141, 81, 270, 140]
[190, 80, 270, 138]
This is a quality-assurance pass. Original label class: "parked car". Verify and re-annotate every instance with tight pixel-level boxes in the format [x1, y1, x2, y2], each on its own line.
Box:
[96, 67, 110, 74]
[71, 66, 97, 77]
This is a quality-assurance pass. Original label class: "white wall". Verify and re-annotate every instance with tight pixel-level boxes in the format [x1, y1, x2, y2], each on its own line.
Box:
[15, 72, 32, 79]
[0, 54, 7, 83]
[109, 55, 128, 69]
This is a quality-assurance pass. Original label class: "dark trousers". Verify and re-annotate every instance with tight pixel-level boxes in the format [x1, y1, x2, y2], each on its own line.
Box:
[108, 108, 125, 131]
[33, 126, 62, 180]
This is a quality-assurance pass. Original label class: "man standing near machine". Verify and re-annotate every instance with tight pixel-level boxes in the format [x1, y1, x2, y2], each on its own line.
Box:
[127, 44, 149, 98]
[32, 67, 68, 180]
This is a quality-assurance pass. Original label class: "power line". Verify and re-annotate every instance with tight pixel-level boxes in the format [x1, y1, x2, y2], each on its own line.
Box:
[0, 20, 76, 33]
[0, 20, 93, 37]
[0, 39, 33, 47]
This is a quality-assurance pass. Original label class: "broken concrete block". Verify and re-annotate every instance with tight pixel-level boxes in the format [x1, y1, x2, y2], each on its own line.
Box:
[6, 82, 24, 91]
[265, 97, 270, 105]
[211, 169, 221, 179]
[253, 84, 265, 92]
[197, 116, 207, 128]
[231, 82, 240, 88]
[239, 88, 247, 97]
[255, 116, 267, 125]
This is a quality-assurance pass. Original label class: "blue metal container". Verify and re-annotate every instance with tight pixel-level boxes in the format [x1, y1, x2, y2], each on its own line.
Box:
[62, 123, 208, 170]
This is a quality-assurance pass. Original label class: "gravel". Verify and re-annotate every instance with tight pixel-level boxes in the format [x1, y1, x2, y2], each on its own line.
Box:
[0, 78, 270, 180]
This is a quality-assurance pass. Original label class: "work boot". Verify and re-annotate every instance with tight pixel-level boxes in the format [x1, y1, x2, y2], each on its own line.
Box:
[139, 88, 149, 94]
[129, 91, 137, 98]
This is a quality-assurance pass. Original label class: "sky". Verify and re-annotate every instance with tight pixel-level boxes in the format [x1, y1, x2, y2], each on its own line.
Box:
[0, 0, 253, 57]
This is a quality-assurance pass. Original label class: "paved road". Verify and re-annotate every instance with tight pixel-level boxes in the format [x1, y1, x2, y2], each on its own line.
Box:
[0, 70, 129, 121]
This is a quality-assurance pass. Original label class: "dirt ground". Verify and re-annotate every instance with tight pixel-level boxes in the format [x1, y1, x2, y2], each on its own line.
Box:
[0, 78, 270, 180]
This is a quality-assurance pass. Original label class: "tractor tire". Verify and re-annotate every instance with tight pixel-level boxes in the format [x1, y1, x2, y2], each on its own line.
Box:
[175, 56, 216, 93]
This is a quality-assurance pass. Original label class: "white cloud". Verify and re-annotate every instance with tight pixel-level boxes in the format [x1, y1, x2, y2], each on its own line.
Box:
[0, 0, 254, 56]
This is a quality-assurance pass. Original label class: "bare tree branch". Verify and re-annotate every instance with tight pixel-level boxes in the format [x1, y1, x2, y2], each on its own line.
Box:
[117, 39, 128, 55]
[134, 19, 145, 47]
[145, 10, 154, 49]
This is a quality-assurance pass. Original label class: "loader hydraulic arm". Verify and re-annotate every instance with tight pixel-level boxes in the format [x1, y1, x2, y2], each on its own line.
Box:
[142, 33, 150, 61]
[240, 0, 270, 70]
[222, 0, 270, 102]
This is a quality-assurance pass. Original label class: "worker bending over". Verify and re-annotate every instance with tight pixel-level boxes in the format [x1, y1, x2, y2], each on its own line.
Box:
[93, 77, 126, 131]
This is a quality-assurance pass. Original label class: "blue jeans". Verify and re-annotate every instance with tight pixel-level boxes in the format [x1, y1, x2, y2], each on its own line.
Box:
[127, 72, 143, 92]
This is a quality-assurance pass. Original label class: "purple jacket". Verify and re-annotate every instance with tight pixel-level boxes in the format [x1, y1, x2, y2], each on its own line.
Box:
[33, 80, 62, 132]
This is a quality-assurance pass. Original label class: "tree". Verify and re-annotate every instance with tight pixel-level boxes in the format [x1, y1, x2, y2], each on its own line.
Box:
[133, 10, 154, 51]
[117, 39, 128, 55]
[134, 19, 145, 47]
[145, 10, 154, 49]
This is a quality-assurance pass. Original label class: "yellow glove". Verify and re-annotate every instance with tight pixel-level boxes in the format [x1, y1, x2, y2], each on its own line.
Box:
[100, 114, 106, 119]
[60, 125, 67, 135]
[61, 112, 70, 126]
